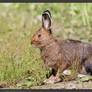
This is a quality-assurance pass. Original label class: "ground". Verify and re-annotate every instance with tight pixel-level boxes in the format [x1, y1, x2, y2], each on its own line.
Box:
[0, 79, 92, 89]
[31, 80, 92, 89]
[1, 73, 92, 89]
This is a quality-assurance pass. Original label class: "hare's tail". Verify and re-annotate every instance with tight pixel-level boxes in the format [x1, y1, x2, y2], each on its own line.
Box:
[85, 64, 92, 75]
[85, 59, 92, 75]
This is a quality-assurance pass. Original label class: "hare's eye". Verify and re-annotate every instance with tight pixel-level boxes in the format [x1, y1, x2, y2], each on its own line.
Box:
[38, 34, 41, 38]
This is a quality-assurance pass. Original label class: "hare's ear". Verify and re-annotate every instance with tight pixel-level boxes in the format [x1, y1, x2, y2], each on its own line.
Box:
[42, 10, 52, 30]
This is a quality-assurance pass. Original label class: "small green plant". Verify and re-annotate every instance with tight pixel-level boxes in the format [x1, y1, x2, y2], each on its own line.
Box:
[76, 75, 92, 82]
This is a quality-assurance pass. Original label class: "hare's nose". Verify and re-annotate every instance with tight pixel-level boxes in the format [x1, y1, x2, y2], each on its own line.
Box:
[31, 40, 33, 45]
[31, 42, 33, 45]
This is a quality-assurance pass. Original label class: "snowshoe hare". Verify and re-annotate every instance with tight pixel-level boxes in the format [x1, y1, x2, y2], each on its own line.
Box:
[31, 10, 92, 83]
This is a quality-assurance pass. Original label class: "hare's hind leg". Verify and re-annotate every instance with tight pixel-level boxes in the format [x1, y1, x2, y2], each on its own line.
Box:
[79, 64, 87, 75]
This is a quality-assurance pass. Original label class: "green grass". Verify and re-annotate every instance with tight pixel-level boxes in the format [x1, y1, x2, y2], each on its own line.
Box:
[0, 3, 92, 88]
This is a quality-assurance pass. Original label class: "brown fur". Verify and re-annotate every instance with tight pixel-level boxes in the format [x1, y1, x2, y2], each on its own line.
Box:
[31, 10, 92, 83]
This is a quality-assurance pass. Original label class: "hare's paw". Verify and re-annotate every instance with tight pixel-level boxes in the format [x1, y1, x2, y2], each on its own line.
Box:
[44, 75, 55, 84]
[44, 76, 61, 84]
[77, 74, 87, 78]
[44, 79, 55, 84]
[54, 77, 61, 83]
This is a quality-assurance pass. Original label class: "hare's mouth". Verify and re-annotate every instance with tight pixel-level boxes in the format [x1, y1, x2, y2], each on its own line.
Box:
[31, 42, 41, 48]
[31, 40, 43, 48]
[31, 44, 37, 48]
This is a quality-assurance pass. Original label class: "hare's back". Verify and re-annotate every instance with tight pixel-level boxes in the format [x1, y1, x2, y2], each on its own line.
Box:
[57, 39, 84, 62]
[57, 39, 83, 51]
[57, 38, 92, 61]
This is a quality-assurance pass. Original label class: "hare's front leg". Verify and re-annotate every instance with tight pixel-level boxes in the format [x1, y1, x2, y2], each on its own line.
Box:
[53, 63, 68, 83]
[44, 69, 56, 84]
[44, 63, 68, 84]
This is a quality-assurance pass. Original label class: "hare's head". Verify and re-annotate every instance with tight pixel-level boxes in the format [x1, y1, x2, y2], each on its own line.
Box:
[31, 10, 53, 48]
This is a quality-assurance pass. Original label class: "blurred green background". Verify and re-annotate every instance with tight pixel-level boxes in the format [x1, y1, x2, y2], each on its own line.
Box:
[0, 3, 92, 88]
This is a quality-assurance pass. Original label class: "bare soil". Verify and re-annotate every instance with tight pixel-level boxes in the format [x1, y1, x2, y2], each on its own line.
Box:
[31, 80, 92, 89]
